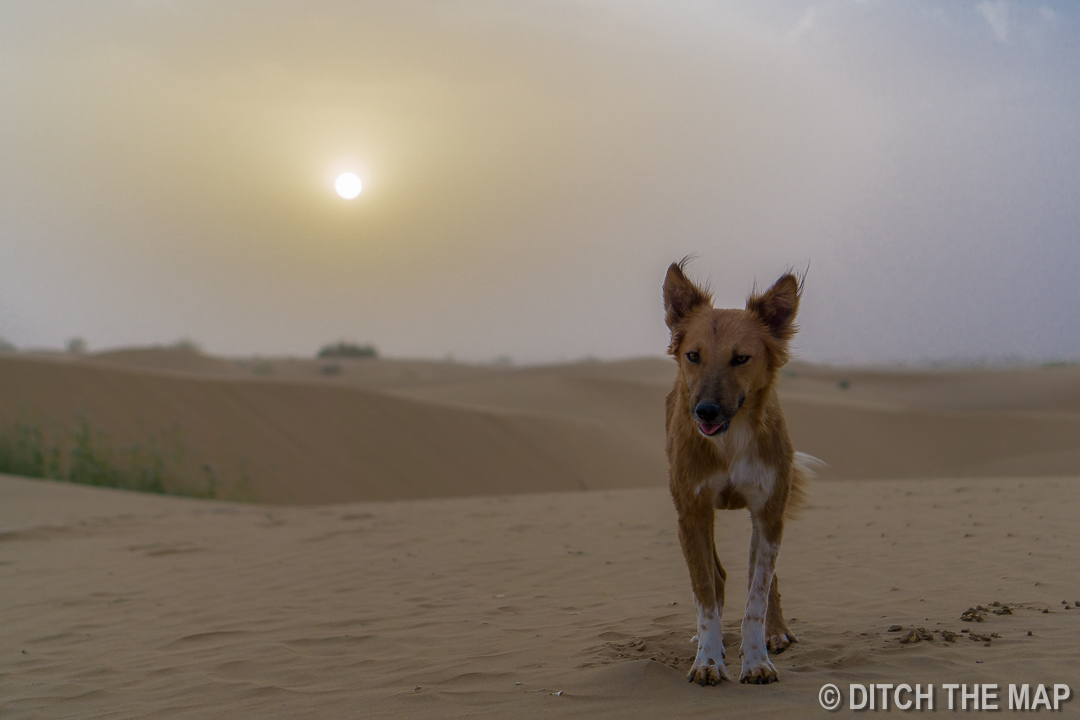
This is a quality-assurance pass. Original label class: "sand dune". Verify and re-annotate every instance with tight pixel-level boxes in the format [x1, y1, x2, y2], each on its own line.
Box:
[91, 347, 250, 377]
[1, 353, 1078, 504]
[0, 355, 665, 504]
[782, 360, 1080, 414]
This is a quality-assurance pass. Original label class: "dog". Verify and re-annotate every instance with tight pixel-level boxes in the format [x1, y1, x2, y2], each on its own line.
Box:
[663, 259, 817, 686]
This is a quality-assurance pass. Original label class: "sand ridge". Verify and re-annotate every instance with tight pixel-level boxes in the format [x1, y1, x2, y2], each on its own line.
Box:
[0, 353, 1078, 504]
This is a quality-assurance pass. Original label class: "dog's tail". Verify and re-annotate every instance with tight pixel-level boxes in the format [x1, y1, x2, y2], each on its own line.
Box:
[785, 451, 824, 520]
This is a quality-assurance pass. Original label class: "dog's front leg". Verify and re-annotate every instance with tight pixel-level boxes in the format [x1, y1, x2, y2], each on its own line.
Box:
[677, 504, 730, 686]
[739, 514, 781, 684]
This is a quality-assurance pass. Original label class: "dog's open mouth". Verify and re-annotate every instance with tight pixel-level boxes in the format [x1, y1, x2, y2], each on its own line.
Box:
[698, 421, 729, 437]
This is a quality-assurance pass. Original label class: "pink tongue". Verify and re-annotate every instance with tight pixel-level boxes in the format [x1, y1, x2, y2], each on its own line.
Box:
[699, 423, 721, 435]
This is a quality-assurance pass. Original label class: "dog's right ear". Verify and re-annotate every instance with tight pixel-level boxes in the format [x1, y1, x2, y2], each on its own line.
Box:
[663, 261, 711, 352]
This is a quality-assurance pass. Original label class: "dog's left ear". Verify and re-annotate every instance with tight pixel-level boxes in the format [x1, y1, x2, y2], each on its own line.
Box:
[746, 273, 801, 342]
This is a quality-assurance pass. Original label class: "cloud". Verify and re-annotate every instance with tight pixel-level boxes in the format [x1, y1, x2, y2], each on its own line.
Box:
[978, 1, 1010, 43]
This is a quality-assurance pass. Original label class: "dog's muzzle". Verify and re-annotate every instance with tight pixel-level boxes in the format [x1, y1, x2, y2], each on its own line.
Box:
[694, 402, 729, 437]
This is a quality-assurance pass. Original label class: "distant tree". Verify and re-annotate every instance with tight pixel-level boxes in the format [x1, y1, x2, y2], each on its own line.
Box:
[170, 338, 203, 354]
[0, 337, 15, 353]
[317, 341, 378, 359]
[66, 337, 87, 355]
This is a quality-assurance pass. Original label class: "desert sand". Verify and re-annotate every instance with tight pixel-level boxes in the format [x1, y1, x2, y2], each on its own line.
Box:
[2, 351, 1079, 718]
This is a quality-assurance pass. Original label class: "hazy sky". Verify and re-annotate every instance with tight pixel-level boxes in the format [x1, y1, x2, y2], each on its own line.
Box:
[1, 0, 1078, 364]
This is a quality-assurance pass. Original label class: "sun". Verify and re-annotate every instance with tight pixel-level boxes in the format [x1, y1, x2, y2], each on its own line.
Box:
[335, 173, 363, 199]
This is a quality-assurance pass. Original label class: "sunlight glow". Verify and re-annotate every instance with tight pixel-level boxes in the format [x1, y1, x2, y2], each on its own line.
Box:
[335, 173, 363, 199]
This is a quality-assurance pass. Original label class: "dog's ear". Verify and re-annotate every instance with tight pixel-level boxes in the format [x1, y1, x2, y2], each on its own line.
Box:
[663, 261, 711, 332]
[746, 273, 801, 343]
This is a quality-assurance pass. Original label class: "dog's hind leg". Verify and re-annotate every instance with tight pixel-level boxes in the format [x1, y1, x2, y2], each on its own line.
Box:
[765, 574, 798, 654]
[677, 504, 730, 686]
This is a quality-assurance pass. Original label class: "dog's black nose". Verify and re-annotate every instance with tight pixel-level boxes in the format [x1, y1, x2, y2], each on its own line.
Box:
[695, 402, 721, 422]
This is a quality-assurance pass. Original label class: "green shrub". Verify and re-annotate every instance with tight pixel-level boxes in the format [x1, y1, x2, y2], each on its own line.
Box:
[68, 417, 121, 488]
[251, 361, 274, 376]
[317, 341, 378, 359]
[0, 421, 60, 479]
[0, 416, 251, 500]
[170, 338, 203, 353]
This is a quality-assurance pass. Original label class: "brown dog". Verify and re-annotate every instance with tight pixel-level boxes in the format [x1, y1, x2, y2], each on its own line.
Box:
[663, 259, 817, 686]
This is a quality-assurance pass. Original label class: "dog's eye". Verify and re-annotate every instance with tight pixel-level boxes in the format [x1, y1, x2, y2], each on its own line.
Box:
[685, 351, 700, 364]
[732, 354, 750, 365]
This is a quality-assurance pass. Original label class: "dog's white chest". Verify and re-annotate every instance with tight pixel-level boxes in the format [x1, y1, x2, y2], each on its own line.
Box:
[725, 455, 777, 509]
[700, 426, 777, 510]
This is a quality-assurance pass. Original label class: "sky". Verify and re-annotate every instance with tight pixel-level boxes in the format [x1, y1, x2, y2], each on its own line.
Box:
[1, 0, 1078, 365]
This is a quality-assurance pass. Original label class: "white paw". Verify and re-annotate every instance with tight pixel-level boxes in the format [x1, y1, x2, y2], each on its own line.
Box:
[739, 656, 779, 684]
[687, 656, 731, 686]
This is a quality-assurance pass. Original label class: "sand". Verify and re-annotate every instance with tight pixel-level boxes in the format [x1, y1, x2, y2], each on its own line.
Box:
[1, 352, 1078, 503]
[2, 351, 1079, 717]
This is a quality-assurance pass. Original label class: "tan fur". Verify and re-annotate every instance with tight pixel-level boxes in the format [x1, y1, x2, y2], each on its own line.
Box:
[662, 259, 812, 687]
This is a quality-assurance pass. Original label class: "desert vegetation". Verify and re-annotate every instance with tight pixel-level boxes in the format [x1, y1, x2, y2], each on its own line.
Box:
[0, 416, 249, 500]
[316, 341, 378, 359]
